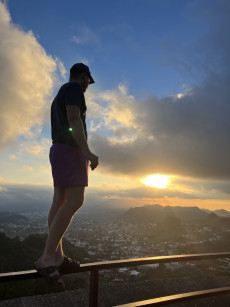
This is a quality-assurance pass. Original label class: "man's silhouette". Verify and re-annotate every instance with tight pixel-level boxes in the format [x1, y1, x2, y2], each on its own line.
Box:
[34, 63, 98, 287]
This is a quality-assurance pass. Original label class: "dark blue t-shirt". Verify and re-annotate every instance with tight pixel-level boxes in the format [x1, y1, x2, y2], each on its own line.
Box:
[51, 82, 87, 147]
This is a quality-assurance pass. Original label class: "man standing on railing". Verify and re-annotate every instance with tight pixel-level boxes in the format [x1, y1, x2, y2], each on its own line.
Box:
[34, 63, 99, 287]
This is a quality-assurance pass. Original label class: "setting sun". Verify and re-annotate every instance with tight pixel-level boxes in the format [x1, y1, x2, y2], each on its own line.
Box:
[141, 175, 170, 189]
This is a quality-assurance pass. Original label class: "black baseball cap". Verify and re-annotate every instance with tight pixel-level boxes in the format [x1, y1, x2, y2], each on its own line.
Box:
[70, 63, 95, 84]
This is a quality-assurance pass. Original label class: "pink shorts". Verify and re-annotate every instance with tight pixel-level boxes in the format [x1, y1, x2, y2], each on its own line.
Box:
[49, 143, 88, 187]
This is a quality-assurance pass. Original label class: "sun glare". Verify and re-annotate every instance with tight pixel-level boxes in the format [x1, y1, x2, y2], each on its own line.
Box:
[141, 175, 170, 189]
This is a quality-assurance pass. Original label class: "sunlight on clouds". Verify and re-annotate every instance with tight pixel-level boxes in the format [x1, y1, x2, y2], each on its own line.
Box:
[87, 99, 107, 120]
[171, 88, 192, 101]
[22, 125, 43, 140]
[0, 2, 62, 149]
[89, 171, 141, 190]
[23, 138, 51, 157]
[86, 84, 140, 144]
[101, 85, 136, 128]
[141, 174, 170, 189]
[90, 68, 230, 183]
[25, 145, 46, 156]
[0, 2, 10, 23]
[108, 135, 138, 145]
[90, 120, 103, 132]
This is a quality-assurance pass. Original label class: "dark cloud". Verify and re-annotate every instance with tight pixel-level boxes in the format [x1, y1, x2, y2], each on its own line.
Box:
[90, 1, 230, 181]
[90, 74, 230, 179]
[93, 186, 199, 200]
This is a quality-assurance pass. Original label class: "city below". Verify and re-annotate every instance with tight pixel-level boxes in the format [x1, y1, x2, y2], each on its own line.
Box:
[1, 204, 230, 277]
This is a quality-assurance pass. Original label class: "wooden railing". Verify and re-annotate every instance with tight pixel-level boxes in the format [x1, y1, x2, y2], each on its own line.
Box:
[0, 252, 230, 306]
[114, 287, 230, 306]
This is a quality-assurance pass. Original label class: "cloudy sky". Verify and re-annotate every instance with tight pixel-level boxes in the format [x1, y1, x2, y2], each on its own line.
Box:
[0, 0, 229, 212]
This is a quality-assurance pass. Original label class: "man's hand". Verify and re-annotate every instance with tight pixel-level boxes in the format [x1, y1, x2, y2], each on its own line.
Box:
[66, 105, 99, 170]
[83, 150, 99, 170]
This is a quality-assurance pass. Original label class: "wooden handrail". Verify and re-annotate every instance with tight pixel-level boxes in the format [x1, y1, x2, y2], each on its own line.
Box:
[114, 286, 230, 306]
[1, 252, 230, 282]
[0, 252, 230, 306]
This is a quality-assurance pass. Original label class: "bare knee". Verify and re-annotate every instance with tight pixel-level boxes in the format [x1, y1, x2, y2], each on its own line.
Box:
[67, 199, 84, 214]
[64, 185, 85, 214]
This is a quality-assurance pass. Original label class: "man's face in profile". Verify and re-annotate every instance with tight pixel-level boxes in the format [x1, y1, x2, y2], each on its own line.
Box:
[80, 73, 90, 93]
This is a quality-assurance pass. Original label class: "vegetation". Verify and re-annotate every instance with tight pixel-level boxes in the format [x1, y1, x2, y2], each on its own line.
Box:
[0, 232, 89, 300]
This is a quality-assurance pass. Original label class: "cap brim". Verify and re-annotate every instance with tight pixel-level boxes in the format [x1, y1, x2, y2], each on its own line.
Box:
[89, 74, 95, 84]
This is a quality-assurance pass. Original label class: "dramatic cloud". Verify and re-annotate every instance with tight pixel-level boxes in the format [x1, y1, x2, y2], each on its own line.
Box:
[89, 76, 230, 180]
[0, 2, 61, 149]
[0, 182, 229, 213]
[86, 84, 139, 136]
[87, 1, 230, 181]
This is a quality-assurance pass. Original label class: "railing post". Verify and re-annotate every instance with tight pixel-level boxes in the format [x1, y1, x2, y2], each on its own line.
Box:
[89, 268, 99, 307]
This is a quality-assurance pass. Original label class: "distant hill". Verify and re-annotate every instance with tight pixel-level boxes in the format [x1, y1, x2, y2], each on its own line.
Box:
[213, 209, 230, 217]
[120, 204, 213, 224]
[202, 208, 230, 217]
[202, 212, 230, 227]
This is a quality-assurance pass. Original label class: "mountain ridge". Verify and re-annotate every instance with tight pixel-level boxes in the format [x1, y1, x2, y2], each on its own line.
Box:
[120, 204, 230, 224]
[202, 208, 230, 217]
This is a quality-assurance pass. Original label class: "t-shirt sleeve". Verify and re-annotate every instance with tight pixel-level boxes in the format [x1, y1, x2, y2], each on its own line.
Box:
[64, 84, 85, 109]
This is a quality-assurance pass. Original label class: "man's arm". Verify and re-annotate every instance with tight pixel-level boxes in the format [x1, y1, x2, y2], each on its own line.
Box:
[66, 105, 98, 170]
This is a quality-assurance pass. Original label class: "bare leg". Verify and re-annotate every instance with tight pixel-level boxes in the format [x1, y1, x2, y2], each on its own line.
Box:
[37, 185, 85, 267]
[48, 186, 66, 265]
